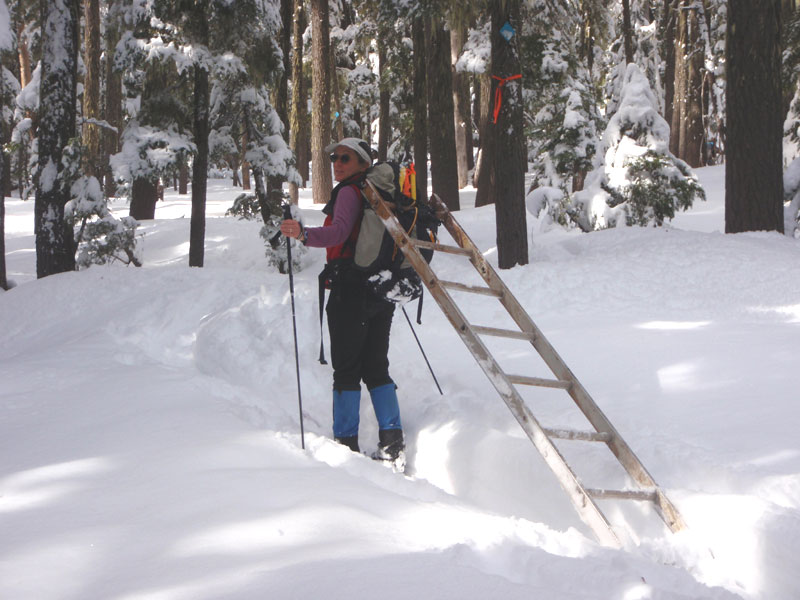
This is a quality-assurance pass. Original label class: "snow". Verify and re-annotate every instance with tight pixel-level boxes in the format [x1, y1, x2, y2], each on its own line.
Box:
[0, 0, 12, 51]
[2, 165, 799, 599]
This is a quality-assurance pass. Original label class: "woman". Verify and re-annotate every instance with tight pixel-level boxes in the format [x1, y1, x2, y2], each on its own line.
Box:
[280, 137, 405, 471]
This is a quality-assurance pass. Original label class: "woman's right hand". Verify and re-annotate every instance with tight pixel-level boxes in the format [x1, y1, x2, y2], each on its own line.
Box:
[280, 219, 302, 239]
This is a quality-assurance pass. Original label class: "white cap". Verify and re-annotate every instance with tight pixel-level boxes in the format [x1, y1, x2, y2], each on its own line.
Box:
[325, 137, 373, 165]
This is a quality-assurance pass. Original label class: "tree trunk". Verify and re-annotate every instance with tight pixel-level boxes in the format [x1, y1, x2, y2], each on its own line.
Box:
[16, 19, 33, 196]
[0, 193, 6, 289]
[412, 16, 428, 203]
[426, 16, 459, 211]
[622, 0, 635, 64]
[289, 0, 307, 203]
[330, 39, 344, 141]
[310, 0, 332, 204]
[241, 129, 251, 191]
[35, 0, 79, 278]
[378, 39, 391, 162]
[276, 0, 292, 139]
[579, 0, 595, 74]
[17, 20, 32, 88]
[103, 2, 122, 197]
[82, 0, 101, 178]
[673, 1, 704, 167]
[190, 60, 210, 267]
[179, 157, 188, 194]
[130, 177, 158, 219]
[451, 23, 470, 189]
[662, 0, 678, 134]
[474, 72, 495, 206]
[726, 0, 783, 233]
[491, 0, 528, 268]
[0, 85, 6, 289]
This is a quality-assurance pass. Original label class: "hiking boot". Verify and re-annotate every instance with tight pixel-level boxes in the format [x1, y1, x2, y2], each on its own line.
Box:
[334, 435, 360, 453]
[371, 428, 405, 473]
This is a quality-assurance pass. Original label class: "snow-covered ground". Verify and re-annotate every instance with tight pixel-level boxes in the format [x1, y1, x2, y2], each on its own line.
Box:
[2, 165, 798, 599]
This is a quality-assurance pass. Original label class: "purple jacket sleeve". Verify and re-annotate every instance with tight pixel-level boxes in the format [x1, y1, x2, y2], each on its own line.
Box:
[304, 185, 362, 248]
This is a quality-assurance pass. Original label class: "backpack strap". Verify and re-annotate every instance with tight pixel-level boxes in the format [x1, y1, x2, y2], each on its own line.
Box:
[317, 265, 330, 364]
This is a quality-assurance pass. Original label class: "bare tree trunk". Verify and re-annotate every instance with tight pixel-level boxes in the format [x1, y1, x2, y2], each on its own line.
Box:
[0, 83, 6, 289]
[311, 0, 332, 204]
[450, 23, 470, 189]
[672, 1, 704, 166]
[36, 0, 79, 278]
[474, 72, 495, 206]
[622, 0, 634, 64]
[82, 0, 101, 177]
[670, 1, 686, 156]
[17, 21, 31, 88]
[130, 178, 158, 219]
[16, 19, 33, 196]
[289, 0, 307, 203]
[579, 0, 595, 74]
[412, 16, 428, 203]
[682, 4, 704, 167]
[331, 39, 344, 141]
[190, 6, 211, 268]
[276, 0, 292, 138]
[491, 0, 527, 268]
[241, 129, 251, 190]
[178, 157, 188, 195]
[0, 192, 6, 290]
[662, 0, 678, 133]
[426, 16, 459, 210]
[726, 0, 783, 233]
[378, 39, 390, 161]
[103, 2, 122, 197]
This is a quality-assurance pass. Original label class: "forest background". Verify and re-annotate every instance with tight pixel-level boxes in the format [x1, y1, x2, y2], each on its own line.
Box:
[0, 0, 797, 286]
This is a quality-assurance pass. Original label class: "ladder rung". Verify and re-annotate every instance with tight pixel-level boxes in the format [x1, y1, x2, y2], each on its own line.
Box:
[440, 280, 502, 297]
[507, 374, 571, 389]
[585, 488, 657, 502]
[543, 428, 611, 442]
[471, 325, 534, 341]
[413, 239, 474, 257]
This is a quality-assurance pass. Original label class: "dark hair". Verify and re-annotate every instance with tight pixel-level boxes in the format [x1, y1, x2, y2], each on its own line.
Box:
[358, 141, 375, 164]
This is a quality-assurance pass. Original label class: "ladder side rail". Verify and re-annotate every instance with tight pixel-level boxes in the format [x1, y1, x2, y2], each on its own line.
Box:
[363, 182, 622, 548]
[429, 195, 687, 533]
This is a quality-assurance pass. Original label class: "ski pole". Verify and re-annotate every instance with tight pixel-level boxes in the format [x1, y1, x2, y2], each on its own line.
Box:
[401, 305, 443, 395]
[283, 203, 306, 449]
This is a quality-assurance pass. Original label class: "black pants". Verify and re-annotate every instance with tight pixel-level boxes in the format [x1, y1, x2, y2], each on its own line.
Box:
[327, 269, 395, 392]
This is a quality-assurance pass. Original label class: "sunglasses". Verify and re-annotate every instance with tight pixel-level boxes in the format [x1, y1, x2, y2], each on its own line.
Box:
[329, 153, 352, 164]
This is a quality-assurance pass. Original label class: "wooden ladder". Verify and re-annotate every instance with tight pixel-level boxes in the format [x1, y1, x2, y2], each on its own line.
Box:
[363, 181, 687, 548]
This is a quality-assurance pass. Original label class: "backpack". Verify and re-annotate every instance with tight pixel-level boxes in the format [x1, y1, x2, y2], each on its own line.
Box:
[316, 160, 440, 365]
[353, 161, 440, 305]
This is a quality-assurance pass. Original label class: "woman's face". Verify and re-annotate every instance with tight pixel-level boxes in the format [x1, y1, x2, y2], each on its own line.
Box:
[331, 145, 368, 182]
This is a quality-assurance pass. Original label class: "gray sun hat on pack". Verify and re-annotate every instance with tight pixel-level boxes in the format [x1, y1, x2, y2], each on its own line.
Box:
[325, 137, 373, 165]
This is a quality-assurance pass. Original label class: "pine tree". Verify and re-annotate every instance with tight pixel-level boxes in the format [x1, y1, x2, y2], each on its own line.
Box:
[35, 0, 79, 278]
[572, 63, 705, 229]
